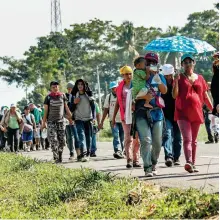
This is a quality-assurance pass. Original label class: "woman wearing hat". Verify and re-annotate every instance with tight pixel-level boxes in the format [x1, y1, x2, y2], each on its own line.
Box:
[173, 54, 213, 173]
[134, 52, 167, 177]
[0, 104, 22, 152]
[161, 64, 182, 167]
[112, 66, 140, 168]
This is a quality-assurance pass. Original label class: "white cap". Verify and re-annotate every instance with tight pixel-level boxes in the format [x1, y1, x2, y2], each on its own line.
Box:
[10, 104, 16, 108]
[162, 64, 175, 76]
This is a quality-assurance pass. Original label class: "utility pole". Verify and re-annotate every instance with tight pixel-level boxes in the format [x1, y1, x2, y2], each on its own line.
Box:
[51, 0, 62, 33]
[96, 66, 102, 115]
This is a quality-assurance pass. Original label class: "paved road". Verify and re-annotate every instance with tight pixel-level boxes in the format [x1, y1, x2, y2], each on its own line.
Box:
[23, 142, 219, 193]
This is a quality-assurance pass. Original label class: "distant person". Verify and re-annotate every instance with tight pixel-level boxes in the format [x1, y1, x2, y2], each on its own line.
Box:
[99, 81, 124, 159]
[65, 81, 80, 161]
[21, 106, 36, 152]
[42, 81, 72, 163]
[29, 103, 42, 151]
[91, 102, 101, 157]
[0, 104, 22, 153]
[173, 54, 213, 173]
[161, 64, 182, 167]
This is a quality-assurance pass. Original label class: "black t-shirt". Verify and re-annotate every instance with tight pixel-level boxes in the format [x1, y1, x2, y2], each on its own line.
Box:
[161, 80, 175, 122]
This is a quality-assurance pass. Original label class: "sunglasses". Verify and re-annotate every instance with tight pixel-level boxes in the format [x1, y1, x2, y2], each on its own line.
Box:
[124, 73, 132, 76]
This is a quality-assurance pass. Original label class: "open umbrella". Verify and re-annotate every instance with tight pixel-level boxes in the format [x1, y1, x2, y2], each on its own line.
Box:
[144, 36, 216, 54]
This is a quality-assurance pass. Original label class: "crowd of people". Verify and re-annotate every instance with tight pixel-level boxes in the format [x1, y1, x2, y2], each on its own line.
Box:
[0, 52, 219, 177]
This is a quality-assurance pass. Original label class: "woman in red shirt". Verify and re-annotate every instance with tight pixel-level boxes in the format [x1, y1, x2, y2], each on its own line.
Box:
[173, 54, 213, 173]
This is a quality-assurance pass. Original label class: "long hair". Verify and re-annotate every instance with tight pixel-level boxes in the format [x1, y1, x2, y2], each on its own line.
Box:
[71, 79, 92, 97]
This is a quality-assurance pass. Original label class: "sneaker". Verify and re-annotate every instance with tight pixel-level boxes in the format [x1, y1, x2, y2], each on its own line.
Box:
[174, 159, 181, 166]
[32, 146, 36, 151]
[145, 171, 153, 177]
[69, 155, 74, 161]
[152, 165, 157, 176]
[113, 151, 124, 159]
[205, 140, 214, 144]
[90, 152, 97, 157]
[126, 163, 133, 169]
[165, 158, 173, 167]
[81, 156, 90, 162]
[193, 165, 199, 172]
[77, 155, 82, 162]
[133, 162, 141, 168]
[184, 163, 193, 173]
[214, 133, 219, 143]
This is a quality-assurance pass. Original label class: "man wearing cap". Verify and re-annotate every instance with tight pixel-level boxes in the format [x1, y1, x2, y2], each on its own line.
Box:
[65, 81, 80, 161]
[161, 64, 182, 167]
[42, 81, 72, 163]
[29, 103, 42, 151]
[134, 52, 167, 177]
[99, 81, 124, 159]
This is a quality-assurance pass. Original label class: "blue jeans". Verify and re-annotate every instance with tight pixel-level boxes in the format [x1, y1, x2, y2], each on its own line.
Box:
[136, 116, 163, 172]
[110, 122, 124, 153]
[66, 124, 80, 156]
[162, 119, 182, 161]
[75, 120, 93, 156]
[91, 133, 97, 153]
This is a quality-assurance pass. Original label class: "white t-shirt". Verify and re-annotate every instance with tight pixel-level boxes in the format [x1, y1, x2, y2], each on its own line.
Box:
[103, 93, 121, 123]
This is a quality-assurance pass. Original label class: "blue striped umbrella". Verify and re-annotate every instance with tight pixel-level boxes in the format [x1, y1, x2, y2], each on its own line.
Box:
[144, 36, 216, 54]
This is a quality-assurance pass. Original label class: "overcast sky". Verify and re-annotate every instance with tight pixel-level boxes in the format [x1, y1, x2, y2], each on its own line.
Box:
[0, 0, 217, 107]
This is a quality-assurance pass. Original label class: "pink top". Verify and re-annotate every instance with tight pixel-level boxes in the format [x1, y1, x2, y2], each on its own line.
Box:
[122, 84, 129, 111]
[174, 73, 208, 124]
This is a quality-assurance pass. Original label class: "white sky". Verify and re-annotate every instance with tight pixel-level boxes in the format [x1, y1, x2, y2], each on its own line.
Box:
[0, 0, 217, 107]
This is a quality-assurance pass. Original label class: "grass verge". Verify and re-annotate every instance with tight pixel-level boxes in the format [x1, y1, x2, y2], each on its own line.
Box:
[0, 153, 218, 219]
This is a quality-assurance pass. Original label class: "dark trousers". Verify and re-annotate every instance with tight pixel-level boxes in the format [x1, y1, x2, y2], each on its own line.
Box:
[7, 127, 19, 152]
[204, 111, 214, 141]
[0, 130, 7, 149]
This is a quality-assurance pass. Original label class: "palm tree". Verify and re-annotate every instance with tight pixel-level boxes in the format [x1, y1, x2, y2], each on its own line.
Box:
[115, 21, 139, 66]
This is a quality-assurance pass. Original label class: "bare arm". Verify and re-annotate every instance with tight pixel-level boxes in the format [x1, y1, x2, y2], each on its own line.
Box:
[100, 108, 109, 124]
[204, 91, 213, 111]
[112, 98, 120, 123]
[96, 113, 101, 125]
[172, 79, 179, 99]
[64, 103, 72, 120]
[43, 105, 48, 124]
[158, 83, 167, 94]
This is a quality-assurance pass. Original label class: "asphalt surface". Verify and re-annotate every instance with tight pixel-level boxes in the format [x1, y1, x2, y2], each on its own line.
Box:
[23, 141, 219, 193]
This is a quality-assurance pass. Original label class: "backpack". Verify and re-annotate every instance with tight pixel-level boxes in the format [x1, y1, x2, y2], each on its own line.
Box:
[23, 114, 34, 132]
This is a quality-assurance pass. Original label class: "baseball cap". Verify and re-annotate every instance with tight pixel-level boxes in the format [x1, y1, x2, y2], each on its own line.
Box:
[50, 81, 59, 87]
[10, 104, 16, 108]
[109, 81, 118, 89]
[144, 52, 159, 62]
[66, 81, 75, 89]
[162, 64, 175, 76]
[181, 54, 195, 62]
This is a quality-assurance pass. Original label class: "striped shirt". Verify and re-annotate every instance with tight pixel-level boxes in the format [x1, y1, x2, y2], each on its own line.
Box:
[44, 94, 67, 122]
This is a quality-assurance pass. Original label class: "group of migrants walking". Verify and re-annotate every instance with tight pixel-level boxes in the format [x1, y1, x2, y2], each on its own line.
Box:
[0, 52, 219, 177]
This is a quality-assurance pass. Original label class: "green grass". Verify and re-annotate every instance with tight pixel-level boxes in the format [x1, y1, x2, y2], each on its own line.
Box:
[99, 119, 208, 142]
[0, 153, 218, 219]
